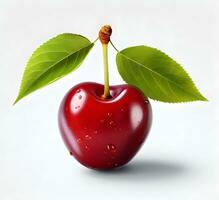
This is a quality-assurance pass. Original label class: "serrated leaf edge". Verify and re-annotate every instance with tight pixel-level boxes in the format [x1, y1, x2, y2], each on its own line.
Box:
[117, 45, 208, 103]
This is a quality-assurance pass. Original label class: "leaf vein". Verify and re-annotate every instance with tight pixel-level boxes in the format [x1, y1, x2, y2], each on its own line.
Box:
[119, 53, 202, 99]
[22, 44, 92, 95]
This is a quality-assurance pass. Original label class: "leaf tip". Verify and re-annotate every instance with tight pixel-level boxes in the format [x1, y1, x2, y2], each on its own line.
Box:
[200, 96, 208, 102]
[13, 94, 22, 105]
[13, 98, 19, 105]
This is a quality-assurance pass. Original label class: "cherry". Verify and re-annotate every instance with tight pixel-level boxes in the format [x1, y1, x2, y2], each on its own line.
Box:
[58, 82, 152, 169]
[58, 25, 152, 170]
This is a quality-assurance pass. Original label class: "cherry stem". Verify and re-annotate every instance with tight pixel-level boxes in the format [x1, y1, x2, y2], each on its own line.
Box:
[99, 25, 112, 99]
[102, 44, 110, 98]
[110, 40, 119, 52]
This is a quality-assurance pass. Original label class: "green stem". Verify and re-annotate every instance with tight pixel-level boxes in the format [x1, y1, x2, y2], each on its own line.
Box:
[102, 44, 110, 98]
[93, 37, 99, 44]
[110, 40, 119, 52]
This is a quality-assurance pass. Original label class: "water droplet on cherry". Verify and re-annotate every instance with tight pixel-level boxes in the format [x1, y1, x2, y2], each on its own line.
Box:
[85, 134, 92, 140]
[76, 89, 81, 93]
[113, 163, 118, 167]
[107, 144, 117, 152]
[109, 121, 113, 125]
[109, 120, 116, 126]
[121, 108, 125, 112]
[94, 130, 98, 134]
[144, 100, 149, 104]
[107, 112, 112, 117]
[77, 138, 82, 143]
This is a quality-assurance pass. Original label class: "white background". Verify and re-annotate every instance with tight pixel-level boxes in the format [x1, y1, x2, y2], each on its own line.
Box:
[0, 0, 218, 199]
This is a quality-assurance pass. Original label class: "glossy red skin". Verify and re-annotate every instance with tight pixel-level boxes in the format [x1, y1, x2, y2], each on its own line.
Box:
[58, 82, 152, 170]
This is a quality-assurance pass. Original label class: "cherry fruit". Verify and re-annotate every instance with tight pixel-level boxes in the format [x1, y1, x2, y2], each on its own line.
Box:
[58, 82, 152, 169]
[58, 26, 152, 170]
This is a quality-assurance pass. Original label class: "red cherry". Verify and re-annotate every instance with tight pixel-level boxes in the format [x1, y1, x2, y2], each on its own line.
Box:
[58, 82, 152, 170]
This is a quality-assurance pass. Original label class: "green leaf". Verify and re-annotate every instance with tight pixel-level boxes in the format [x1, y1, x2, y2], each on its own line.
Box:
[116, 46, 207, 103]
[14, 33, 93, 104]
